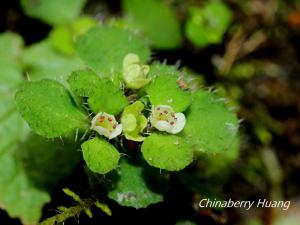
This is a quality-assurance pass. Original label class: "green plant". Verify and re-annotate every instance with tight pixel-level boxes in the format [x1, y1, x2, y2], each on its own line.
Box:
[120, 0, 233, 49]
[10, 25, 239, 223]
[0, 1, 239, 224]
[122, 0, 182, 49]
[185, 0, 233, 47]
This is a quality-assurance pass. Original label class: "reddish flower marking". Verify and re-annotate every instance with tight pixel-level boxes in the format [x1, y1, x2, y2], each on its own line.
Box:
[177, 79, 188, 90]
[150, 105, 186, 134]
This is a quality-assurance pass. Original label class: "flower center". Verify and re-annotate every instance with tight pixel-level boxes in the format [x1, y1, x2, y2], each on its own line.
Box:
[95, 114, 118, 132]
[153, 106, 177, 126]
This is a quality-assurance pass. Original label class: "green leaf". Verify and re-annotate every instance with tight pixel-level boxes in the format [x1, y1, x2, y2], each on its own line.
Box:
[21, 0, 86, 25]
[183, 90, 239, 154]
[72, 16, 98, 36]
[8, 134, 80, 223]
[0, 32, 24, 93]
[15, 79, 88, 138]
[0, 141, 50, 224]
[23, 40, 85, 83]
[49, 26, 75, 55]
[0, 59, 23, 93]
[148, 63, 204, 92]
[0, 33, 80, 223]
[0, 33, 27, 155]
[0, 33, 48, 224]
[141, 133, 194, 171]
[0, 33, 25, 154]
[106, 159, 164, 208]
[68, 70, 100, 97]
[20, 133, 81, 191]
[68, 70, 128, 114]
[81, 137, 120, 174]
[199, 136, 240, 175]
[148, 62, 180, 78]
[202, 1, 232, 33]
[87, 79, 128, 115]
[0, 72, 49, 225]
[49, 16, 97, 55]
[123, 0, 182, 49]
[185, 17, 210, 48]
[185, 1, 232, 47]
[147, 75, 192, 112]
[75, 26, 151, 77]
[0, 32, 23, 60]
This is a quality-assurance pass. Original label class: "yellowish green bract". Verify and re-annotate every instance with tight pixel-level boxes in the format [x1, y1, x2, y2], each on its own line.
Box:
[121, 101, 148, 141]
[122, 53, 150, 89]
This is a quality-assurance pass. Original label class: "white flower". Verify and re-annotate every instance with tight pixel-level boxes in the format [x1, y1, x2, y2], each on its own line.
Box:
[91, 112, 122, 139]
[150, 105, 186, 134]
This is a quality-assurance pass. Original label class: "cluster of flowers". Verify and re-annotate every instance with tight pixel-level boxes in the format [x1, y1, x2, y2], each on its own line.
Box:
[91, 53, 186, 140]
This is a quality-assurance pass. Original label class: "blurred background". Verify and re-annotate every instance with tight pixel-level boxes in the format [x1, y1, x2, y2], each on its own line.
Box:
[1, 0, 300, 224]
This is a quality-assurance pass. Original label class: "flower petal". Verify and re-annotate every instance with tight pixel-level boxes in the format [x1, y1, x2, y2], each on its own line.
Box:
[170, 112, 186, 134]
[93, 126, 111, 139]
[109, 124, 123, 139]
[155, 120, 172, 132]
